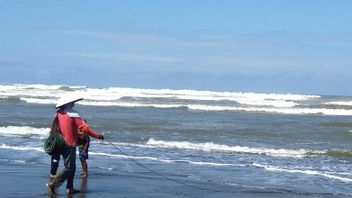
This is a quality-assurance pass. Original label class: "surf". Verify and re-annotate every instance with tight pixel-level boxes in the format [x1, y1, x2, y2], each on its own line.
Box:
[3, 83, 352, 116]
[253, 163, 352, 183]
[0, 126, 50, 137]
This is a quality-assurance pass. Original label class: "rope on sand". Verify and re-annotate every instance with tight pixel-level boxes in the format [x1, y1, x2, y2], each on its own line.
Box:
[105, 139, 223, 193]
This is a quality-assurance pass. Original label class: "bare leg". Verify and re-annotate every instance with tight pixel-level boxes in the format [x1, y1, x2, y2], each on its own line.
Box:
[80, 158, 88, 177]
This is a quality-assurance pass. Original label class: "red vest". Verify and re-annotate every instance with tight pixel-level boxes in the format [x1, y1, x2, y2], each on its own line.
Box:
[56, 109, 102, 146]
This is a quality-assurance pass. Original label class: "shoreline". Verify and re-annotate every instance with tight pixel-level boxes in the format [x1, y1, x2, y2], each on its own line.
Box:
[0, 161, 344, 198]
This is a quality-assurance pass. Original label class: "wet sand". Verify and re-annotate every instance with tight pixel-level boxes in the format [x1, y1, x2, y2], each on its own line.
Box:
[0, 161, 341, 198]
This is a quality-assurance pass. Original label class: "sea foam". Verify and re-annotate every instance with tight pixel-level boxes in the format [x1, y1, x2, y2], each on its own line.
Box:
[325, 101, 352, 106]
[253, 163, 352, 183]
[146, 138, 319, 158]
[0, 83, 317, 108]
[3, 83, 352, 116]
[0, 126, 50, 137]
[0, 144, 43, 152]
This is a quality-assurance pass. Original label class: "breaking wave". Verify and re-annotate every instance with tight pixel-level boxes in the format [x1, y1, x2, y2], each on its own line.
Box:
[0, 144, 43, 152]
[1, 83, 314, 103]
[2, 83, 352, 115]
[0, 96, 21, 101]
[1, 125, 352, 160]
[146, 138, 322, 158]
[0, 126, 50, 137]
[146, 139, 352, 159]
[325, 101, 352, 106]
[325, 149, 352, 158]
[2, 143, 350, 184]
[253, 163, 352, 183]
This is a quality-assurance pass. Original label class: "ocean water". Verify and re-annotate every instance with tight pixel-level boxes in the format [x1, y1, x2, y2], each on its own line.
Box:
[1, 83, 352, 196]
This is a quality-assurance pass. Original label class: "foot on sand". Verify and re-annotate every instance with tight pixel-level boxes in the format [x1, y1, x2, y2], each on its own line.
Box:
[67, 188, 80, 194]
[46, 183, 56, 194]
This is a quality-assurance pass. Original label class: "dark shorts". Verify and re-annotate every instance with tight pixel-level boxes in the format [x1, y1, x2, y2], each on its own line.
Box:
[78, 147, 88, 160]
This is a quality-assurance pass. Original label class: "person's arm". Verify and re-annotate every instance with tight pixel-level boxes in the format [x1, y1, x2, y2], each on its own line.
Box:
[75, 118, 104, 139]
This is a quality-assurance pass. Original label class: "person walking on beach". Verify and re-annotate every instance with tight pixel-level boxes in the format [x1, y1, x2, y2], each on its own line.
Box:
[49, 125, 91, 178]
[46, 94, 104, 194]
[78, 128, 90, 177]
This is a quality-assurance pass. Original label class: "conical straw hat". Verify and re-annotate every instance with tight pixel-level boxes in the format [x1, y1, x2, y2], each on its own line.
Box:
[56, 94, 83, 108]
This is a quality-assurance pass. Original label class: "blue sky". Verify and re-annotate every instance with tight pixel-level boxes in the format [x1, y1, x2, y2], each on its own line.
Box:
[0, 0, 351, 95]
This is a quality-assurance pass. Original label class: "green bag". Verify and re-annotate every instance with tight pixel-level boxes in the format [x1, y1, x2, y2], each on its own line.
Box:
[44, 116, 66, 155]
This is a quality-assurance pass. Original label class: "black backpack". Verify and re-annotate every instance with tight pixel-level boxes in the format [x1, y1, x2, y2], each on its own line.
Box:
[43, 115, 66, 155]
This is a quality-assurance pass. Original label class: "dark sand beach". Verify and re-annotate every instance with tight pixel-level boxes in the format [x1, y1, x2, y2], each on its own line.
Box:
[0, 161, 343, 198]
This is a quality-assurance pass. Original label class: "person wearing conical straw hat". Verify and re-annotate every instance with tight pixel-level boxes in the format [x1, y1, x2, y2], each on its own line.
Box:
[47, 94, 104, 194]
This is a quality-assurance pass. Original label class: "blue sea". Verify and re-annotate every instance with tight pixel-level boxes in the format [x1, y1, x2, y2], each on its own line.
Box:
[1, 83, 352, 196]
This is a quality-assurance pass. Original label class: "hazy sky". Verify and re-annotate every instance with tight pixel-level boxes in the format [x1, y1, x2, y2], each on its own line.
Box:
[0, 0, 351, 95]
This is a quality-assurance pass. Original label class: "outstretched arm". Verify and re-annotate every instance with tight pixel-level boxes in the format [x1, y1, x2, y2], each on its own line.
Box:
[75, 118, 104, 139]
[80, 125, 104, 140]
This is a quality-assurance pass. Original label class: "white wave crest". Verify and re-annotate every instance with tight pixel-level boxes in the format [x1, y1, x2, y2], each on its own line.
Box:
[0, 126, 50, 137]
[20, 97, 58, 105]
[325, 101, 352, 106]
[0, 144, 44, 152]
[18, 97, 352, 115]
[0, 83, 318, 109]
[253, 163, 352, 183]
[0, 142, 239, 167]
[187, 105, 352, 115]
[89, 151, 170, 162]
[5, 83, 352, 115]
[80, 101, 184, 109]
[146, 138, 318, 158]
[0, 84, 64, 98]
[89, 151, 240, 167]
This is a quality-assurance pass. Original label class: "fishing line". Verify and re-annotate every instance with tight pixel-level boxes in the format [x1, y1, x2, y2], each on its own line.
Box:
[104, 139, 319, 196]
[104, 139, 223, 193]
